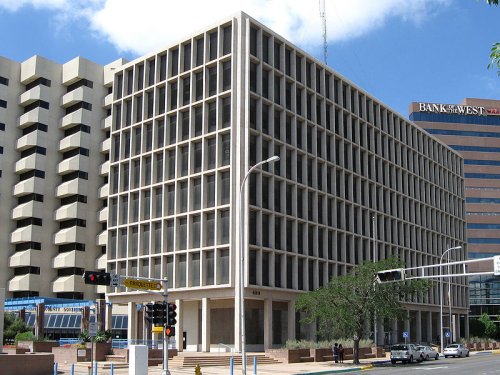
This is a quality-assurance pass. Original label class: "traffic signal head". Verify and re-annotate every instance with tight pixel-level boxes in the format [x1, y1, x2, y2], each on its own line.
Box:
[165, 326, 175, 337]
[376, 268, 405, 283]
[167, 303, 177, 326]
[144, 302, 167, 325]
[83, 270, 111, 286]
[145, 303, 155, 324]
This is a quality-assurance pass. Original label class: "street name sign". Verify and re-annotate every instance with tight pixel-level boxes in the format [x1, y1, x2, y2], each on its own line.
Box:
[89, 322, 98, 337]
[123, 278, 162, 291]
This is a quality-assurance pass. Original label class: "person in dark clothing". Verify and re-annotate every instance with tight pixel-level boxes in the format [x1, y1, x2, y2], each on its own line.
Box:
[332, 343, 339, 363]
[338, 343, 344, 363]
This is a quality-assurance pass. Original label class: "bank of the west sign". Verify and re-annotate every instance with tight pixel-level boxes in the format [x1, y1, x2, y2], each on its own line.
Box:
[419, 102, 487, 115]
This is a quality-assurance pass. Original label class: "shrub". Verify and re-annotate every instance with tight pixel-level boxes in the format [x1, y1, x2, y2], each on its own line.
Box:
[284, 338, 374, 349]
[14, 331, 35, 344]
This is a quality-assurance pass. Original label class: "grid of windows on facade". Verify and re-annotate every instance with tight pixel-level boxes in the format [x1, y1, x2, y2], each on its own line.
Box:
[469, 275, 500, 317]
[108, 22, 233, 290]
[245, 23, 467, 306]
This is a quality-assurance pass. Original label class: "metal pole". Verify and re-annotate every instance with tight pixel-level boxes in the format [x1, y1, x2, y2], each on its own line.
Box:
[448, 252, 452, 344]
[239, 156, 279, 375]
[440, 246, 461, 355]
[372, 215, 377, 347]
[162, 279, 170, 375]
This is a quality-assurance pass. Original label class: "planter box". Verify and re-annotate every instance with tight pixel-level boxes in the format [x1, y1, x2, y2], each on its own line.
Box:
[17, 341, 59, 353]
[0, 353, 54, 375]
[52, 346, 91, 363]
[265, 348, 311, 363]
[85, 342, 112, 361]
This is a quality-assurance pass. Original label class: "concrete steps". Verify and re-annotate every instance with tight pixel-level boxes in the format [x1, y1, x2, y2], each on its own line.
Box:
[168, 353, 282, 368]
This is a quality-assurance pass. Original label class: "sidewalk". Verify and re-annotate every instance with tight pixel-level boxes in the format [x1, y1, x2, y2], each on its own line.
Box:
[56, 358, 380, 375]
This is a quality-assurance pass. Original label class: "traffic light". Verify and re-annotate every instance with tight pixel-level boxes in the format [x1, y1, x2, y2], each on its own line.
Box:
[167, 303, 177, 326]
[83, 270, 111, 286]
[376, 268, 405, 283]
[144, 302, 167, 325]
[165, 326, 175, 337]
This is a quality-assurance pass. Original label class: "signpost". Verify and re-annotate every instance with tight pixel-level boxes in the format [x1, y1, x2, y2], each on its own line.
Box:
[402, 331, 409, 345]
[123, 278, 162, 291]
[111, 273, 120, 287]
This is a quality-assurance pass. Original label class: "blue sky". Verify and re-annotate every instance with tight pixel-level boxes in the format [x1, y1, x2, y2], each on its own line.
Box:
[0, 0, 498, 117]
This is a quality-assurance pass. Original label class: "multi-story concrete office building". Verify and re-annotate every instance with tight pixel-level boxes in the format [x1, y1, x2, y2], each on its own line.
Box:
[410, 98, 500, 321]
[0, 55, 124, 300]
[106, 12, 469, 351]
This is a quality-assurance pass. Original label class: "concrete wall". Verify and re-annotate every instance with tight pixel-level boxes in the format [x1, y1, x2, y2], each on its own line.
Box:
[0, 353, 54, 375]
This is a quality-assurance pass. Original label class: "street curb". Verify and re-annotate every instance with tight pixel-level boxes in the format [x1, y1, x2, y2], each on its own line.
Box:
[293, 364, 374, 375]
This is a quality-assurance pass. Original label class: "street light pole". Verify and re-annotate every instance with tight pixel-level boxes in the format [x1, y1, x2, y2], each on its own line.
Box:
[440, 246, 461, 355]
[239, 156, 279, 375]
[372, 215, 377, 347]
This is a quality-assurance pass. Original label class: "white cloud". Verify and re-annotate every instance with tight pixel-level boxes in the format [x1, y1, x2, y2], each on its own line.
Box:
[0, 0, 450, 56]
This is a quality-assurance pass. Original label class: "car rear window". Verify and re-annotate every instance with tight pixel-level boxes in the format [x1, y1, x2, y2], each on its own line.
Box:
[391, 345, 407, 350]
[447, 344, 458, 348]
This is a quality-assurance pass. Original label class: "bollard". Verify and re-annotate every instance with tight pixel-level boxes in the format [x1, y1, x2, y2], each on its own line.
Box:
[87, 365, 92, 375]
[94, 360, 98, 375]
[110, 363, 114, 375]
[229, 357, 234, 375]
[53, 362, 58, 375]
[194, 363, 202, 375]
[70, 364, 74, 375]
[253, 356, 257, 374]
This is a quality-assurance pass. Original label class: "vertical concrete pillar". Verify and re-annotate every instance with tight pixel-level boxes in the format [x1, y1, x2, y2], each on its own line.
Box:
[35, 303, 45, 339]
[456, 314, 461, 340]
[404, 315, 410, 341]
[97, 299, 106, 332]
[175, 299, 182, 351]
[287, 300, 296, 341]
[392, 320, 398, 345]
[105, 301, 113, 331]
[263, 298, 272, 349]
[416, 310, 422, 343]
[464, 314, 469, 340]
[127, 302, 137, 341]
[0, 288, 5, 352]
[427, 311, 432, 344]
[201, 298, 211, 352]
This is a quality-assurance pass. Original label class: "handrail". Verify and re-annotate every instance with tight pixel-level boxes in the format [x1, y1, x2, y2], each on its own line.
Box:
[218, 343, 235, 353]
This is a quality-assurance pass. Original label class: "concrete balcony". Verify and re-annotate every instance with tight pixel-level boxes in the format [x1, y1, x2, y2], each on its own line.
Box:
[52, 275, 84, 293]
[59, 132, 90, 152]
[16, 130, 47, 151]
[100, 138, 110, 153]
[18, 107, 50, 129]
[54, 202, 86, 221]
[55, 178, 88, 198]
[13, 177, 45, 197]
[15, 153, 46, 174]
[99, 161, 110, 176]
[9, 274, 40, 292]
[19, 85, 50, 107]
[96, 254, 107, 270]
[98, 184, 109, 199]
[12, 201, 43, 220]
[54, 226, 86, 245]
[60, 108, 92, 130]
[101, 116, 112, 130]
[97, 207, 108, 223]
[97, 231, 107, 246]
[57, 155, 89, 175]
[103, 93, 113, 107]
[52, 250, 85, 269]
[9, 249, 41, 268]
[10, 225, 43, 244]
[61, 86, 93, 108]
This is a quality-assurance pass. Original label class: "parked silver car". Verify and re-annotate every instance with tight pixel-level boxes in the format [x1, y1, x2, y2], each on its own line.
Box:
[416, 345, 439, 360]
[390, 343, 423, 364]
[444, 343, 469, 358]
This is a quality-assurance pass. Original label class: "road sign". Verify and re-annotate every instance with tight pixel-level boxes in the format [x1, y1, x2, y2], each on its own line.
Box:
[494, 255, 500, 276]
[152, 326, 164, 333]
[123, 278, 162, 291]
[402, 331, 409, 338]
[445, 331, 451, 338]
[89, 322, 98, 337]
[111, 273, 120, 287]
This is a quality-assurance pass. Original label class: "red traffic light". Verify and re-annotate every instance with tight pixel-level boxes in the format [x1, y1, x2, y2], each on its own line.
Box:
[83, 270, 111, 286]
[165, 326, 175, 337]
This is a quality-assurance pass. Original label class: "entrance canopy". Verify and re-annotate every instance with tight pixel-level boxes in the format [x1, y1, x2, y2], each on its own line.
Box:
[5, 297, 95, 310]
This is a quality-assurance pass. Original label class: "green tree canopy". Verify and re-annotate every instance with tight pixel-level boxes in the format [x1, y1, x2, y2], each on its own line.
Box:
[296, 258, 428, 364]
[486, 1, 500, 75]
[3, 312, 32, 344]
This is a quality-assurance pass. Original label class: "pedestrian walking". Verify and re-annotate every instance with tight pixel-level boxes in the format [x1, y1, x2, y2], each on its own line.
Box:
[338, 343, 344, 363]
[332, 342, 339, 363]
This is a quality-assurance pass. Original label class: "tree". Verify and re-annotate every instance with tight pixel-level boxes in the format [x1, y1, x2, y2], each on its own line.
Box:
[3, 312, 31, 344]
[296, 258, 428, 365]
[486, 1, 500, 75]
[478, 313, 498, 339]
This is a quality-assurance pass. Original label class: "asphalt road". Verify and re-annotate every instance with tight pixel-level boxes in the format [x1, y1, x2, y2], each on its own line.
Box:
[366, 354, 500, 374]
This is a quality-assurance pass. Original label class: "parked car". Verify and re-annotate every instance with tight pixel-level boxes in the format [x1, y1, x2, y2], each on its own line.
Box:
[390, 343, 423, 364]
[416, 345, 439, 360]
[444, 343, 469, 358]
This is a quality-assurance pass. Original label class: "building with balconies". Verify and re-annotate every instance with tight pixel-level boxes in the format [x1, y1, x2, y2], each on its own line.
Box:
[0, 55, 125, 300]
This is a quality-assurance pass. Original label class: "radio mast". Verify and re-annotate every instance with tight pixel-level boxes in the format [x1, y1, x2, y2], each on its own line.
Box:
[319, 0, 327, 64]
